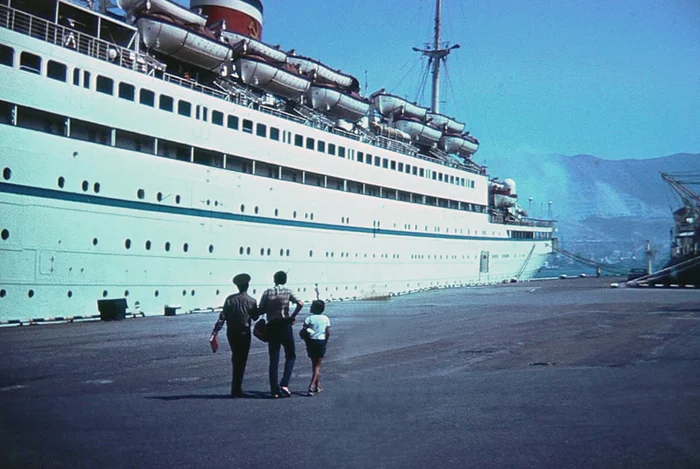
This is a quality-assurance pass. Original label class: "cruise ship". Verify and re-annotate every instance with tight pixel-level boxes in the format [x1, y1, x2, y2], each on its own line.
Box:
[0, 0, 557, 322]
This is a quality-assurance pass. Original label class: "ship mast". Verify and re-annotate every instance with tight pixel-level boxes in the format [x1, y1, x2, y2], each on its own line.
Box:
[413, 0, 460, 113]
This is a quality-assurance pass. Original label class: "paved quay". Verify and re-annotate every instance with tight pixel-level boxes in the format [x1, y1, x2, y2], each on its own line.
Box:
[1, 277, 699, 469]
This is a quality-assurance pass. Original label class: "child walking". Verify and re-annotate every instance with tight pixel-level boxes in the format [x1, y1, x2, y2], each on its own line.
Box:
[301, 300, 331, 396]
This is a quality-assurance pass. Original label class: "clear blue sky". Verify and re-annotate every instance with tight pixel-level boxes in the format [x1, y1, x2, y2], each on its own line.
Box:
[182, 1, 700, 162]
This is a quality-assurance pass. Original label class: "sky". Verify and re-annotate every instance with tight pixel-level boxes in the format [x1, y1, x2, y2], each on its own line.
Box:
[179, 1, 700, 162]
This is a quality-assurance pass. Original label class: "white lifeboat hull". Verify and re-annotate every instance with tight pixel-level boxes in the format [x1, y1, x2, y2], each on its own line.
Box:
[427, 112, 465, 134]
[440, 134, 479, 157]
[220, 31, 287, 63]
[288, 55, 355, 89]
[138, 17, 231, 71]
[118, 0, 206, 26]
[235, 57, 311, 99]
[393, 118, 442, 145]
[306, 85, 370, 122]
[373, 93, 427, 120]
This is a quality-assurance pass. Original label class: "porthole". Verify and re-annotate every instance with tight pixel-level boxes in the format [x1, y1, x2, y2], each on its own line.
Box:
[28, 289, 34, 298]
[154, 290, 159, 297]
[260, 248, 265, 256]
[286, 249, 290, 256]
[183, 243, 189, 252]
[216, 289, 220, 295]
[214, 201, 219, 207]
[175, 195, 181, 204]
[137, 189, 145, 199]
[209, 244, 214, 254]
[240, 204, 245, 213]
[157, 192, 163, 202]
[293, 211, 297, 218]
[347, 218, 350, 224]
[246, 247, 251, 255]
[310, 213, 314, 220]
[182, 290, 187, 296]
[125, 239, 132, 249]
[57, 177, 65, 188]
[280, 249, 284, 256]
[274, 209, 279, 216]
[102, 290, 108, 298]
[206, 199, 211, 206]
[0, 289, 6, 298]
[309, 250, 313, 257]
[341, 217, 345, 223]
[67, 291, 73, 298]
[266, 248, 271, 255]
[254, 206, 259, 214]
[191, 290, 195, 296]
[2, 167, 11, 180]
[124, 290, 129, 297]
[1, 229, 9, 240]
[165, 242, 171, 251]
[82, 180, 89, 192]
[239, 246, 244, 255]
[92, 237, 98, 246]
[93, 183, 100, 193]
[145, 240, 151, 250]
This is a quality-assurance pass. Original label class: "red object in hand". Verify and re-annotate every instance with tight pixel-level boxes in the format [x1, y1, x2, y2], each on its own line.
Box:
[210, 334, 219, 353]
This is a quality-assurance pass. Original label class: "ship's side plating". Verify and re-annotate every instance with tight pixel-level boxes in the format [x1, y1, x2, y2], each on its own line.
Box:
[0, 1, 555, 321]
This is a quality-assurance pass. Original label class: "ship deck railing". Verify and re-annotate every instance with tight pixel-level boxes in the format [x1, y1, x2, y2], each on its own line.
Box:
[489, 213, 556, 228]
[0, 2, 486, 177]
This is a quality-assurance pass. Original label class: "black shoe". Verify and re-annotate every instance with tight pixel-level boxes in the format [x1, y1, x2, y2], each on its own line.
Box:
[231, 390, 246, 398]
[279, 386, 291, 397]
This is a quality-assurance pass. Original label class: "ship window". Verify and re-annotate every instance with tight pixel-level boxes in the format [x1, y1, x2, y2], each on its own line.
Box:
[338, 146, 346, 158]
[419, 168, 424, 177]
[242, 119, 253, 133]
[450, 175, 454, 184]
[139, 89, 155, 107]
[227, 115, 239, 129]
[382, 158, 388, 169]
[471, 180, 475, 189]
[398, 162, 404, 172]
[366, 154, 372, 165]
[294, 134, 303, 147]
[374, 157, 380, 167]
[19, 51, 40, 74]
[47, 60, 67, 82]
[83, 71, 90, 89]
[0, 45, 13, 67]
[306, 137, 315, 150]
[118, 82, 135, 101]
[413, 166, 418, 175]
[159, 95, 173, 112]
[317, 141, 325, 152]
[256, 123, 267, 137]
[432, 172, 437, 180]
[212, 110, 223, 126]
[270, 127, 280, 141]
[390, 160, 396, 170]
[405, 164, 411, 174]
[96, 75, 113, 94]
[72, 68, 80, 85]
[357, 152, 364, 163]
[178, 100, 191, 117]
[328, 143, 336, 155]
[196, 105, 208, 121]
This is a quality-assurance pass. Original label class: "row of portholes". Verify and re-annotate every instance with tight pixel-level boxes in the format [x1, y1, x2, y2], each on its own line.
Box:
[239, 246, 291, 257]
[121, 238, 215, 254]
[0, 288, 215, 299]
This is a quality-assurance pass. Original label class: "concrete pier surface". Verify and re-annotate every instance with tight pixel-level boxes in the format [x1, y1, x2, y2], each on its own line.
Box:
[1, 277, 699, 469]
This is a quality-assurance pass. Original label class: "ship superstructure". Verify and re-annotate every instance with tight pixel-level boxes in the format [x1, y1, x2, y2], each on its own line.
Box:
[0, 0, 556, 321]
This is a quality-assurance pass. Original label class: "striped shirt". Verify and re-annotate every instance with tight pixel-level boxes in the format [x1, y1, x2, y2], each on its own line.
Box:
[259, 286, 300, 322]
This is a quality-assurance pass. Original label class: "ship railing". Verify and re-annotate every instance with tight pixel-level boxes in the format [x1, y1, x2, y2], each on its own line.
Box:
[490, 213, 556, 228]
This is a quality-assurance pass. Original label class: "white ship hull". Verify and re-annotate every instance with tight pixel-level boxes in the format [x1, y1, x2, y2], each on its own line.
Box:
[235, 56, 310, 99]
[306, 85, 370, 122]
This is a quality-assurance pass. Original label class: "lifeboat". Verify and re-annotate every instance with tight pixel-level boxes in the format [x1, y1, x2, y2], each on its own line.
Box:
[118, 0, 206, 26]
[288, 55, 357, 90]
[191, 0, 264, 39]
[220, 30, 287, 63]
[137, 15, 232, 72]
[440, 132, 479, 157]
[235, 56, 311, 100]
[393, 118, 442, 146]
[427, 112, 465, 134]
[372, 93, 427, 120]
[305, 84, 370, 122]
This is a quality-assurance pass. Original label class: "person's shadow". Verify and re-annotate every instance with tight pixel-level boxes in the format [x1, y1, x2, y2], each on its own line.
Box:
[147, 391, 271, 400]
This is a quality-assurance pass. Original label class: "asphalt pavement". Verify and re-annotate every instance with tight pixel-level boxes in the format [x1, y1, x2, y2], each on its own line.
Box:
[1, 277, 699, 468]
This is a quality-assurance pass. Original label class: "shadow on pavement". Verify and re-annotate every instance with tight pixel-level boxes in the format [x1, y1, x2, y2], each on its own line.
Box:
[147, 391, 272, 400]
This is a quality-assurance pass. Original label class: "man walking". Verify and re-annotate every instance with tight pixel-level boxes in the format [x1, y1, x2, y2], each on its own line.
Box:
[259, 271, 304, 398]
[211, 273, 258, 398]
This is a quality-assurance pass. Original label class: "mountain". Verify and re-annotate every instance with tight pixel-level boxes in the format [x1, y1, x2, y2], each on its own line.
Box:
[478, 152, 700, 264]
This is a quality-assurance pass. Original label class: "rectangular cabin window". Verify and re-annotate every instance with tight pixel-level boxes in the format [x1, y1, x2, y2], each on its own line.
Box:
[139, 89, 155, 107]
[212, 110, 224, 126]
[374, 157, 381, 167]
[242, 119, 253, 134]
[306, 137, 315, 150]
[178, 100, 192, 117]
[382, 158, 388, 169]
[96, 75, 114, 95]
[19, 51, 41, 74]
[338, 146, 345, 158]
[73, 68, 80, 85]
[195, 105, 208, 121]
[357, 151, 364, 163]
[256, 123, 267, 137]
[317, 140, 325, 152]
[471, 180, 475, 189]
[450, 175, 454, 184]
[83, 71, 90, 89]
[406, 164, 411, 174]
[398, 162, 404, 172]
[270, 127, 280, 141]
[390, 160, 396, 170]
[0, 44, 13, 67]
[159, 95, 174, 112]
[118, 82, 135, 101]
[328, 143, 336, 155]
[294, 134, 303, 147]
[47, 60, 67, 82]
[419, 168, 425, 177]
[227, 115, 239, 130]
[366, 154, 372, 165]
[438, 173, 443, 182]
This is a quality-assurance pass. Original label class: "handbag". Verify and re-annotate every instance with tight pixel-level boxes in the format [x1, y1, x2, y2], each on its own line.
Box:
[253, 319, 268, 342]
[299, 327, 314, 341]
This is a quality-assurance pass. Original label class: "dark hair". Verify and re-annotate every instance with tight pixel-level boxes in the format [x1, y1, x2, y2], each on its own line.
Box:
[273, 271, 287, 285]
[310, 299, 325, 314]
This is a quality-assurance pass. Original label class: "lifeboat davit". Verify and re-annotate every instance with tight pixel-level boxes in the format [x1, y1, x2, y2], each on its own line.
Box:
[393, 118, 442, 146]
[440, 133, 480, 157]
[427, 112, 465, 134]
[372, 93, 427, 120]
[306, 84, 370, 122]
[235, 56, 310, 100]
[137, 15, 232, 72]
[288, 55, 357, 91]
[191, 0, 264, 39]
[220, 30, 287, 63]
[118, 0, 207, 26]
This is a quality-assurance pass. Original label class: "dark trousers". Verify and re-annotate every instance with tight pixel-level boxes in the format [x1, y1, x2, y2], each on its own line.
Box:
[267, 320, 296, 393]
[226, 329, 251, 395]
